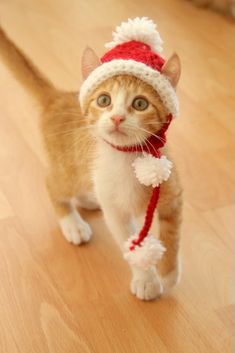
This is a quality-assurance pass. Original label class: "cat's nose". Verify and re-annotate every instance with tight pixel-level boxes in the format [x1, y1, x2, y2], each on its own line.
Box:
[110, 115, 126, 127]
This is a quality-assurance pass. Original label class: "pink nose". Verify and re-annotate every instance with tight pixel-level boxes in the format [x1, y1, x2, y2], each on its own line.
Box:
[111, 115, 125, 127]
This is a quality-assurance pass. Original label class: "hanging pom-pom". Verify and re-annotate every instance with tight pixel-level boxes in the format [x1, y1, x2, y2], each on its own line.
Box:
[105, 17, 163, 53]
[132, 154, 173, 188]
[124, 235, 165, 270]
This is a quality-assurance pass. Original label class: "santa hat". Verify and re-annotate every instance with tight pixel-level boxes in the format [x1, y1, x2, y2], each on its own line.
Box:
[79, 17, 179, 117]
[79, 18, 180, 272]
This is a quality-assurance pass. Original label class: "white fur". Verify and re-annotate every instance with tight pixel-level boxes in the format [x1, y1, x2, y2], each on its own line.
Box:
[131, 266, 163, 300]
[93, 141, 164, 300]
[133, 154, 173, 187]
[93, 142, 147, 215]
[124, 235, 165, 270]
[105, 17, 163, 53]
[79, 59, 179, 117]
[59, 210, 92, 245]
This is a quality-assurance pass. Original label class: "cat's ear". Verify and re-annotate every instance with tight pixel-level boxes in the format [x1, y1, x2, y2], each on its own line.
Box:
[161, 53, 181, 89]
[81, 46, 100, 80]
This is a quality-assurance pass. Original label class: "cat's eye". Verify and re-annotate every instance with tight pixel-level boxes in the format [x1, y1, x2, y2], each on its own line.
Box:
[97, 94, 111, 107]
[132, 97, 149, 111]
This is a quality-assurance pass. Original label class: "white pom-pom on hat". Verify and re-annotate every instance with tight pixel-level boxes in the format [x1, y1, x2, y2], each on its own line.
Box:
[124, 235, 165, 270]
[105, 17, 163, 53]
[79, 17, 179, 118]
[132, 153, 173, 187]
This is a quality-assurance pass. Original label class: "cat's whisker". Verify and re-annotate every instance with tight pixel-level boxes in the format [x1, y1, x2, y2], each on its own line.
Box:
[52, 109, 82, 114]
[146, 139, 159, 155]
[44, 122, 90, 133]
[45, 125, 95, 138]
[142, 139, 152, 155]
[50, 121, 91, 129]
[61, 138, 95, 159]
[142, 122, 163, 127]
[46, 130, 77, 138]
[138, 137, 145, 157]
[50, 112, 92, 124]
[137, 126, 166, 144]
[127, 125, 161, 154]
[132, 132, 146, 157]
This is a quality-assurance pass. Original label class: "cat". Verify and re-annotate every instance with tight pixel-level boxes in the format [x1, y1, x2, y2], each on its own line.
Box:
[0, 25, 183, 301]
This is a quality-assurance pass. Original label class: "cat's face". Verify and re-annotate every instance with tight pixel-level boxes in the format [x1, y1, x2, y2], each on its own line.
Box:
[81, 48, 181, 146]
[83, 75, 168, 146]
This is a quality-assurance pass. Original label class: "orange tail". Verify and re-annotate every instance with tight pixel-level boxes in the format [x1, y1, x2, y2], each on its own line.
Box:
[0, 26, 58, 104]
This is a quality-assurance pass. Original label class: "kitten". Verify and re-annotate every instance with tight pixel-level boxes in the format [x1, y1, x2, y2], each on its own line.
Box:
[0, 25, 182, 300]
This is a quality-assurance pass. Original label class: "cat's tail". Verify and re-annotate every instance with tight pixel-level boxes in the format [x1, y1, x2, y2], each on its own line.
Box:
[0, 26, 58, 105]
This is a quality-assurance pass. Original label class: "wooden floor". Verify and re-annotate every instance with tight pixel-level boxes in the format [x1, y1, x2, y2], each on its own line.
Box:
[0, 0, 234, 352]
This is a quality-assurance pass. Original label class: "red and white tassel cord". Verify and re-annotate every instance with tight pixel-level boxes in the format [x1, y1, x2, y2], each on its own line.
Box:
[105, 114, 173, 271]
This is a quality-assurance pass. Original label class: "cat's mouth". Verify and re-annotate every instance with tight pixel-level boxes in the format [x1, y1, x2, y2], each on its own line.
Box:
[108, 127, 127, 137]
[103, 128, 143, 147]
[101, 123, 144, 146]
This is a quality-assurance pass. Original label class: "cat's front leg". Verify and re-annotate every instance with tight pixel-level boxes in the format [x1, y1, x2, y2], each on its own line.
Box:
[101, 202, 162, 300]
[157, 175, 183, 293]
[101, 201, 135, 248]
[47, 177, 92, 245]
[59, 206, 92, 245]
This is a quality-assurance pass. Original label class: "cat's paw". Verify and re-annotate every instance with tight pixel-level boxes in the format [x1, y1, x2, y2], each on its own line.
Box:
[131, 277, 163, 300]
[130, 267, 163, 300]
[59, 212, 92, 245]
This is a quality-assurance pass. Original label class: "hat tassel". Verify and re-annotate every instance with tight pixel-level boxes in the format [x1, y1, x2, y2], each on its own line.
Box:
[124, 186, 166, 270]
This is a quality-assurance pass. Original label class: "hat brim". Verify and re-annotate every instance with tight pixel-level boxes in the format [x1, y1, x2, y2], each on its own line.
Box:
[79, 59, 179, 117]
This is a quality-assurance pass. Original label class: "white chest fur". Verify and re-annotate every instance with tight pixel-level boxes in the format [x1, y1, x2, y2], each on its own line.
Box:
[93, 142, 149, 215]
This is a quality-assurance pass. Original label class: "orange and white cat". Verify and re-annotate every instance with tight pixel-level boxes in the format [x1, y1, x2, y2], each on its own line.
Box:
[0, 19, 183, 301]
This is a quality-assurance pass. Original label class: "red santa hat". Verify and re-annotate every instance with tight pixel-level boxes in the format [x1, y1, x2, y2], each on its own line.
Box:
[79, 17, 179, 117]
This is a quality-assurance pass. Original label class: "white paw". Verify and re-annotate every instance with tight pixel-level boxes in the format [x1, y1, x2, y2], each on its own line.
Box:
[162, 261, 182, 293]
[59, 212, 92, 245]
[130, 267, 163, 300]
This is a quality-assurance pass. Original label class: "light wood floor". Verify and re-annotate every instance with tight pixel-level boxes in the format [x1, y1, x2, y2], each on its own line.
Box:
[0, 0, 234, 352]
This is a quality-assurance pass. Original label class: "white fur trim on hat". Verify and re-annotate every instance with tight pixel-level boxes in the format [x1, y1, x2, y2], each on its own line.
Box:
[79, 59, 179, 117]
[105, 17, 163, 53]
[132, 154, 173, 187]
[124, 235, 165, 270]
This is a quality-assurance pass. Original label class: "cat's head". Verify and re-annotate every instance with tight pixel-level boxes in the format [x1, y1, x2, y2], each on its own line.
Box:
[80, 47, 181, 147]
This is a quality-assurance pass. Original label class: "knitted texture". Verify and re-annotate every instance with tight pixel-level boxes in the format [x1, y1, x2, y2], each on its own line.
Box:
[133, 154, 173, 187]
[130, 186, 161, 249]
[102, 41, 165, 72]
[79, 59, 179, 117]
[124, 235, 165, 270]
[105, 17, 163, 53]
[79, 17, 179, 117]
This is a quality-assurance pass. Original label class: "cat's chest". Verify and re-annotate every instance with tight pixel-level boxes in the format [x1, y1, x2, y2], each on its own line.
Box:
[93, 144, 149, 213]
